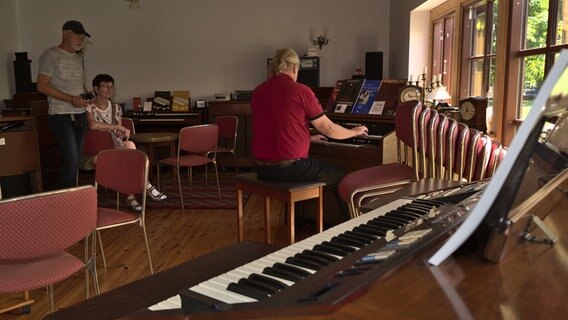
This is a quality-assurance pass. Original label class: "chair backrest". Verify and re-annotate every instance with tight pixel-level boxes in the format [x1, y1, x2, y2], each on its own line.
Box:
[439, 117, 458, 180]
[179, 124, 219, 156]
[419, 108, 440, 179]
[83, 129, 114, 157]
[484, 140, 503, 179]
[0, 185, 97, 260]
[452, 122, 470, 181]
[95, 149, 149, 196]
[121, 118, 136, 135]
[394, 100, 423, 180]
[462, 128, 482, 181]
[469, 133, 492, 181]
[215, 115, 238, 149]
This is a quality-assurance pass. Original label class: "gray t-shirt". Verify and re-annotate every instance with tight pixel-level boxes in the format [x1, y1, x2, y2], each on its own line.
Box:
[38, 46, 86, 115]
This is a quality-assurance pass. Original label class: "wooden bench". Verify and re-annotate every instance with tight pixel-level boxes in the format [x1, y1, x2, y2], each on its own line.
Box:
[235, 172, 325, 244]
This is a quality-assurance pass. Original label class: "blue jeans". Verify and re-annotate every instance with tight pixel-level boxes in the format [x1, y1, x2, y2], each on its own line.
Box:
[48, 113, 87, 188]
[255, 158, 349, 226]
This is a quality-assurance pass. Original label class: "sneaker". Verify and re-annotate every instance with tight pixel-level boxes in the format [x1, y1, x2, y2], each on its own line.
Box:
[126, 196, 142, 212]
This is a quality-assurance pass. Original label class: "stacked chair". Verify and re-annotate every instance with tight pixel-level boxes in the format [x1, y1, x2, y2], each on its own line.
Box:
[338, 100, 423, 218]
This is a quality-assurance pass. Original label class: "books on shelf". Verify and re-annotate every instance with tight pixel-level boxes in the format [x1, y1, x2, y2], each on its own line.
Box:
[326, 80, 344, 112]
[171, 90, 190, 112]
[152, 91, 171, 112]
[332, 79, 364, 113]
[351, 80, 381, 114]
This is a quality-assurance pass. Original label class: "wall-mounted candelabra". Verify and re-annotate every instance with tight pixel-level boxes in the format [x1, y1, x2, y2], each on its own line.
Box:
[310, 27, 330, 50]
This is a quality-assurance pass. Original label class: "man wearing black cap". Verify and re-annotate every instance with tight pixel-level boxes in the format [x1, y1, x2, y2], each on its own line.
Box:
[37, 20, 93, 188]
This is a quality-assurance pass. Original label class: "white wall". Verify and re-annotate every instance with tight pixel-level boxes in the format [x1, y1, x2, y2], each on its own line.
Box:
[1, 0, 425, 109]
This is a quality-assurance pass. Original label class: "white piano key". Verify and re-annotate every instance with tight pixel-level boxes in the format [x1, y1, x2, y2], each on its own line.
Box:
[148, 295, 182, 311]
[195, 282, 257, 304]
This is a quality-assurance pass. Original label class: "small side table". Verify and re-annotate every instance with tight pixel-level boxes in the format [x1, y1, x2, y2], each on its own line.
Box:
[130, 132, 178, 178]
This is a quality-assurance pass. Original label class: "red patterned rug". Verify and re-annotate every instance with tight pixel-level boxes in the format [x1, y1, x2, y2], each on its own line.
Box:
[82, 172, 249, 210]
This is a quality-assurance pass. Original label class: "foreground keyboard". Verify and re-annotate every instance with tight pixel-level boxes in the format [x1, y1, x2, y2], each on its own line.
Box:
[149, 196, 452, 312]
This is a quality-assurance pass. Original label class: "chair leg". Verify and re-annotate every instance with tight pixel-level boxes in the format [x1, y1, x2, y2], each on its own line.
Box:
[48, 284, 55, 312]
[214, 162, 221, 200]
[233, 151, 238, 174]
[140, 221, 154, 274]
[97, 230, 107, 269]
[157, 163, 161, 191]
[177, 167, 184, 210]
[85, 232, 100, 297]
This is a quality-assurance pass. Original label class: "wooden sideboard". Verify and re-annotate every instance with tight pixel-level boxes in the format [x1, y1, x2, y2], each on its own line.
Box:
[0, 115, 43, 196]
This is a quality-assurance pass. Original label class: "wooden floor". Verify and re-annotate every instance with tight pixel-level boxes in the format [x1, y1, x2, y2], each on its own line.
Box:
[0, 186, 308, 320]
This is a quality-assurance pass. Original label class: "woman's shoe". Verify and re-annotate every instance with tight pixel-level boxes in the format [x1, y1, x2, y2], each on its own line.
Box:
[147, 186, 167, 201]
[126, 196, 142, 212]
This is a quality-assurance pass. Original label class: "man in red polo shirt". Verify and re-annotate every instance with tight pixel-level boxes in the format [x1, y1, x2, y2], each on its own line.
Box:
[251, 48, 368, 226]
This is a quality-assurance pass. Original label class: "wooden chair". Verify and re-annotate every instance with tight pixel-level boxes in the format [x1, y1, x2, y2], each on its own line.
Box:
[214, 115, 239, 173]
[451, 122, 471, 181]
[94, 149, 154, 274]
[0, 186, 99, 314]
[157, 124, 220, 210]
[338, 101, 423, 217]
[235, 172, 325, 245]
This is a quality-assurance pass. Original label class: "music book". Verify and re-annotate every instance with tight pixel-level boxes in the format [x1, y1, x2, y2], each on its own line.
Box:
[171, 90, 190, 112]
[333, 79, 364, 113]
[374, 79, 407, 115]
[351, 79, 381, 114]
[152, 91, 171, 112]
[326, 80, 344, 112]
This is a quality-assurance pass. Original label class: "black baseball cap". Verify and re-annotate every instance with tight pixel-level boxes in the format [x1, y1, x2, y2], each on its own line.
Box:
[62, 20, 91, 38]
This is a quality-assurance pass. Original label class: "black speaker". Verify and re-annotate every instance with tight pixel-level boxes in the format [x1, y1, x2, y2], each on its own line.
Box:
[298, 57, 320, 87]
[365, 51, 383, 80]
[13, 52, 33, 93]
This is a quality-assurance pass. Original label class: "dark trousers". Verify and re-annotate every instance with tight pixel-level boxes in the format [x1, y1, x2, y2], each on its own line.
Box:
[255, 158, 349, 226]
[48, 113, 87, 189]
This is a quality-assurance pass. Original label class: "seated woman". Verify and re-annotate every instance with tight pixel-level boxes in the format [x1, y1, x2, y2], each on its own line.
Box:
[85, 73, 166, 212]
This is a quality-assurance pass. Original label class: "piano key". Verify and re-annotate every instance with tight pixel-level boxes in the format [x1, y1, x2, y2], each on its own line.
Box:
[196, 282, 257, 304]
[148, 295, 181, 311]
[263, 266, 303, 282]
[249, 273, 288, 290]
[374, 215, 409, 226]
[353, 225, 389, 237]
[294, 252, 332, 267]
[227, 282, 270, 300]
[272, 262, 311, 278]
[386, 211, 419, 221]
[285, 256, 323, 270]
[312, 243, 350, 257]
[301, 249, 339, 262]
[238, 278, 278, 295]
[344, 230, 377, 242]
[368, 218, 404, 229]
[331, 234, 367, 248]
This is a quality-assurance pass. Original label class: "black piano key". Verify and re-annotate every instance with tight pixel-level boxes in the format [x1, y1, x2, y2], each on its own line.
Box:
[331, 234, 367, 248]
[400, 204, 431, 214]
[272, 262, 310, 278]
[353, 225, 387, 237]
[295, 252, 331, 267]
[320, 241, 357, 253]
[386, 211, 418, 221]
[285, 256, 322, 270]
[227, 282, 270, 300]
[238, 278, 278, 295]
[263, 266, 302, 282]
[413, 198, 444, 206]
[396, 207, 425, 217]
[369, 217, 404, 229]
[312, 243, 349, 257]
[374, 215, 409, 225]
[249, 273, 287, 291]
[344, 230, 376, 242]
[301, 249, 339, 262]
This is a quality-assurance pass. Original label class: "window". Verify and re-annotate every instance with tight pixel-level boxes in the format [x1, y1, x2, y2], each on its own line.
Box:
[432, 15, 454, 96]
[459, 1, 499, 104]
[516, 0, 568, 120]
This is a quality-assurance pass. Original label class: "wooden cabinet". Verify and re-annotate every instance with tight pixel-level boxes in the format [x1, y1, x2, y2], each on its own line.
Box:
[0, 115, 42, 196]
[208, 101, 254, 167]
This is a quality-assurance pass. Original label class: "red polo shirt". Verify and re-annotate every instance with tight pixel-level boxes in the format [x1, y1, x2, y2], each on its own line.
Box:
[251, 73, 324, 161]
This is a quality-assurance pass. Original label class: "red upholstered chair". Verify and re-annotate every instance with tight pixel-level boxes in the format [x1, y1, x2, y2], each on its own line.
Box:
[338, 101, 423, 217]
[213, 115, 239, 173]
[464, 131, 492, 181]
[82, 129, 114, 160]
[462, 128, 483, 181]
[157, 124, 221, 210]
[121, 117, 136, 135]
[94, 149, 154, 274]
[437, 117, 459, 180]
[484, 140, 503, 179]
[0, 186, 99, 314]
[419, 108, 440, 179]
[451, 123, 471, 181]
